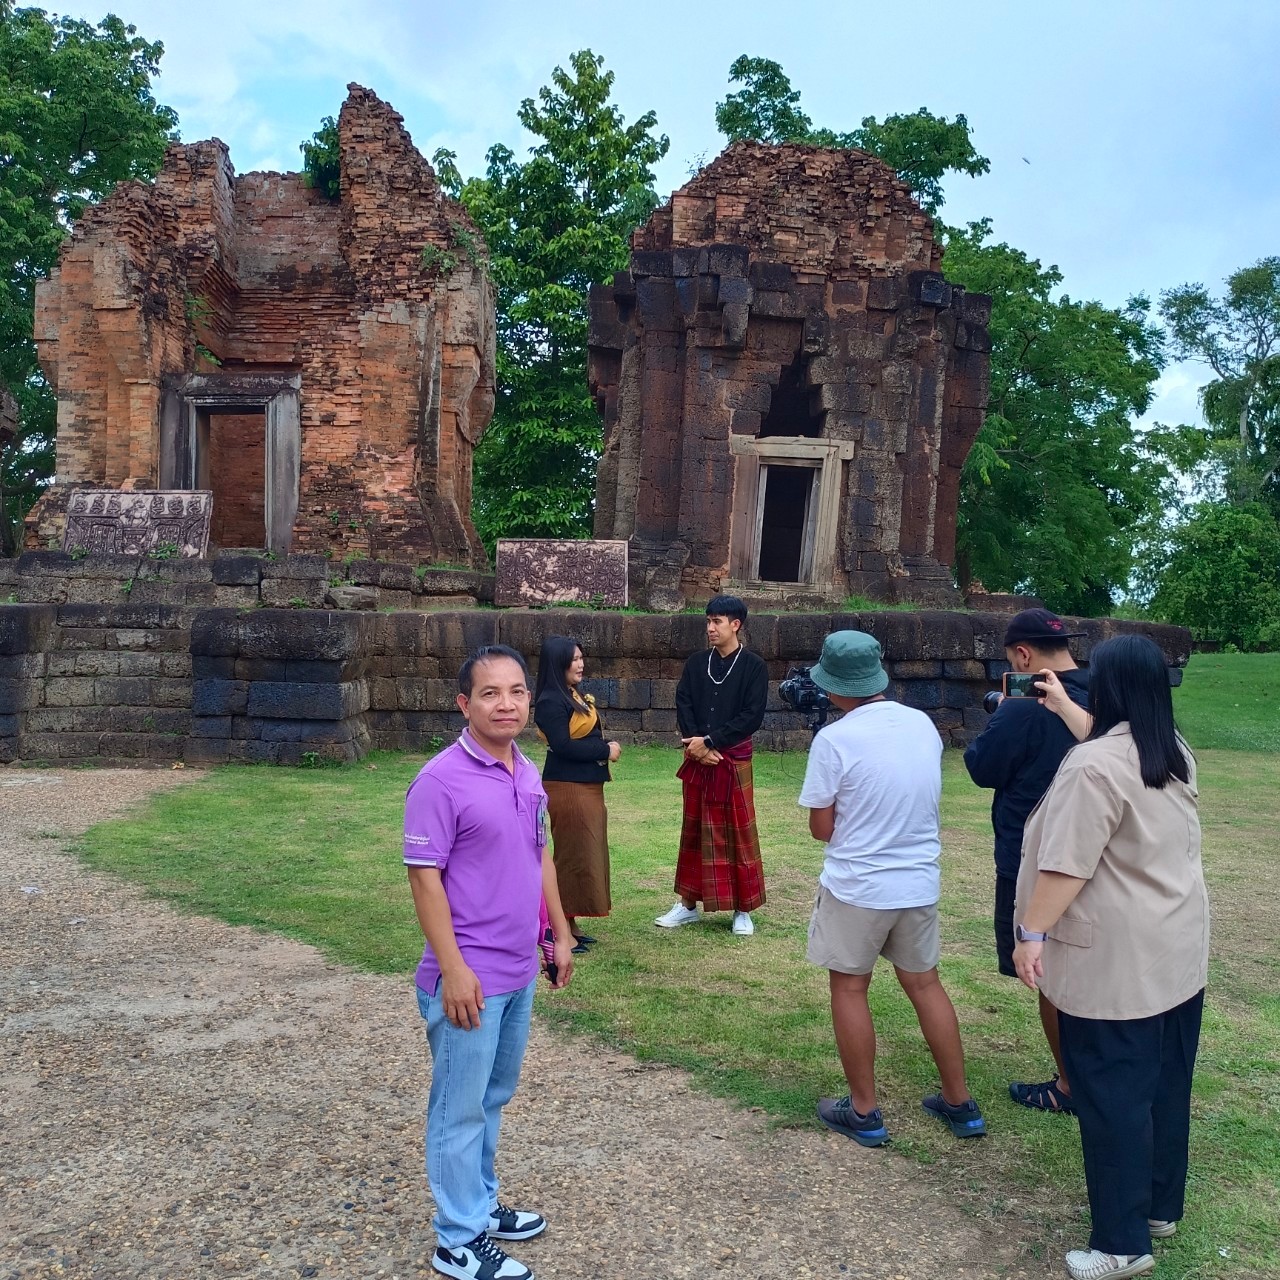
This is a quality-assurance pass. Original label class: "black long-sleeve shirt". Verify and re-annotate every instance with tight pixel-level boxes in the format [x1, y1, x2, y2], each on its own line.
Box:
[962, 667, 1091, 879]
[534, 693, 612, 784]
[675, 645, 768, 750]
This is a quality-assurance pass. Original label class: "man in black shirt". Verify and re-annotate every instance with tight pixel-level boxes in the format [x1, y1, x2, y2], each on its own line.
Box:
[657, 595, 768, 936]
[964, 608, 1091, 1114]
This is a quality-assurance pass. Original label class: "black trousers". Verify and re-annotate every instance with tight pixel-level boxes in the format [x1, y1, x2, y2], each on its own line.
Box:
[1058, 989, 1204, 1256]
[994, 874, 1017, 977]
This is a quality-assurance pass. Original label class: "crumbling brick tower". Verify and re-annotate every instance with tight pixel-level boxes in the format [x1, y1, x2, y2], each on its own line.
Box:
[28, 85, 495, 564]
[589, 142, 991, 608]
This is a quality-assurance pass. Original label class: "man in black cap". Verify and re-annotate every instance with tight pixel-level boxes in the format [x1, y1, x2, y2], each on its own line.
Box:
[964, 608, 1090, 1114]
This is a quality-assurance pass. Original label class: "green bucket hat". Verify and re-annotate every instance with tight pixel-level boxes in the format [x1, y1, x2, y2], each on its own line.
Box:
[810, 630, 889, 699]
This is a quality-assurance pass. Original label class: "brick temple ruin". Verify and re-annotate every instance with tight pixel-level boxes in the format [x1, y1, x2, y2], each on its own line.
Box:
[26, 85, 494, 565]
[589, 142, 992, 608]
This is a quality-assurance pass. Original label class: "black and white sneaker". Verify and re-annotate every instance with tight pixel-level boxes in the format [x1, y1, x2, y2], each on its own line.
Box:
[487, 1201, 547, 1240]
[432, 1232, 533, 1280]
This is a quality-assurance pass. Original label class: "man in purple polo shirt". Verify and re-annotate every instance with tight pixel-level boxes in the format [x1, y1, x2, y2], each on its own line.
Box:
[405, 644, 576, 1280]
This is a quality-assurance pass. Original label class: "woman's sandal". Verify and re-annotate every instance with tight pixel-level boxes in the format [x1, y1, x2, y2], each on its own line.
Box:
[1008, 1074, 1076, 1114]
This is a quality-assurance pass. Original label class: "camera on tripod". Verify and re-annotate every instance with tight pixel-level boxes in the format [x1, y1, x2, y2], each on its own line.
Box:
[779, 665, 833, 735]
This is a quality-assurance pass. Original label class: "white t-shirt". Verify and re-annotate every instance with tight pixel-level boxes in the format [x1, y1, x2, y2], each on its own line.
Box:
[797, 700, 943, 909]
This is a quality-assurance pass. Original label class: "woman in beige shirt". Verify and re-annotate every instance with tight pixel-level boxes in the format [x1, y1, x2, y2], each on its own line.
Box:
[1013, 635, 1208, 1280]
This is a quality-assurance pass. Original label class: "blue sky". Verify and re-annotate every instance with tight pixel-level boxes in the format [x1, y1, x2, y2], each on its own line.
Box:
[71, 0, 1280, 431]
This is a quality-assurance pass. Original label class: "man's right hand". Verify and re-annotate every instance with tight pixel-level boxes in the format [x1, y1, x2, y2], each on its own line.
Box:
[440, 964, 485, 1029]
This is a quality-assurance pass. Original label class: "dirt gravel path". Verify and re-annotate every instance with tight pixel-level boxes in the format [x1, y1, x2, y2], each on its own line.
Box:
[1, 768, 1054, 1280]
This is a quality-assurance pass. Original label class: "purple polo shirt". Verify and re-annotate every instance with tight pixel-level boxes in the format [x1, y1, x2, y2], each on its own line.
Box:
[404, 730, 547, 997]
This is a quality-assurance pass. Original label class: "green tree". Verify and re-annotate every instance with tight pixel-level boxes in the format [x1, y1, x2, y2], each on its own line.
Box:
[0, 3, 177, 554]
[300, 115, 340, 200]
[714, 55, 988, 214]
[1148, 503, 1280, 650]
[1160, 257, 1280, 514]
[943, 220, 1171, 615]
[446, 50, 668, 545]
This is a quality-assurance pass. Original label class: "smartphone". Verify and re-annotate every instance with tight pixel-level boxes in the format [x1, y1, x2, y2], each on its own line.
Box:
[544, 961, 558, 986]
[1002, 672, 1041, 698]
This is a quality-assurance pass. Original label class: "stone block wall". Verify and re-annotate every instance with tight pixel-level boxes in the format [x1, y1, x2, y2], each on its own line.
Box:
[0, 605, 55, 763]
[362, 610, 1191, 754]
[4, 551, 494, 612]
[1, 602, 192, 764]
[0, 598, 1193, 766]
[187, 610, 373, 764]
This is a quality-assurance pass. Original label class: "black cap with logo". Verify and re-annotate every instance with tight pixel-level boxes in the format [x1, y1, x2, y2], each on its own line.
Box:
[1002, 608, 1085, 648]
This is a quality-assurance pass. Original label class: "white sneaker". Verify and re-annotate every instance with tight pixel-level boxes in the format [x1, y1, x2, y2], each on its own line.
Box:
[732, 911, 754, 936]
[1065, 1250, 1155, 1280]
[487, 1201, 546, 1240]
[654, 902, 700, 928]
[433, 1232, 532, 1280]
[1147, 1219, 1176, 1239]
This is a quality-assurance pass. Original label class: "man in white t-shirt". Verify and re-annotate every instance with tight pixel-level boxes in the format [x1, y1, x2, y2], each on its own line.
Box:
[798, 630, 986, 1148]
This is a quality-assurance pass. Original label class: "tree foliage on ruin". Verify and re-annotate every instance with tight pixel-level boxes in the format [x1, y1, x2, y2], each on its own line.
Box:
[300, 115, 341, 201]
[0, 3, 177, 554]
[439, 50, 669, 547]
[942, 220, 1172, 615]
[714, 55, 989, 215]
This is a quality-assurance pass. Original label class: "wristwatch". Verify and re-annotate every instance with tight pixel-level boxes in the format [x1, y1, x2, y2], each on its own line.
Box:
[1015, 924, 1048, 943]
[703, 736, 715, 751]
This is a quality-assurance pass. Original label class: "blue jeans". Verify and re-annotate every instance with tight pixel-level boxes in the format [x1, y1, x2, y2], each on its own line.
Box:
[416, 978, 535, 1248]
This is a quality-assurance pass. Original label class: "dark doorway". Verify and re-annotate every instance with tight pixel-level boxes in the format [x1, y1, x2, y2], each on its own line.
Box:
[756, 464, 815, 582]
[761, 354, 821, 438]
[196, 408, 267, 549]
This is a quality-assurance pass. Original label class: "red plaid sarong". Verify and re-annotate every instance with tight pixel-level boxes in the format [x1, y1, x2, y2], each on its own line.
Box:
[674, 742, 766, 914]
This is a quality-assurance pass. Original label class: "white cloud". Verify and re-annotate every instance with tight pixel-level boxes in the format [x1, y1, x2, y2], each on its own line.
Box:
[1138, 363, 1208, 432]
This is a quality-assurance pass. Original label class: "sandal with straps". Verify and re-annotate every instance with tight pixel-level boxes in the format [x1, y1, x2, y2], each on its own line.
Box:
[1009, 1074, 1076, 1114]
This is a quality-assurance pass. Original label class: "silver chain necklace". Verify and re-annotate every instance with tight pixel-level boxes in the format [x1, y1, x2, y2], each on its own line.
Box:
[707, 644, 743, 686]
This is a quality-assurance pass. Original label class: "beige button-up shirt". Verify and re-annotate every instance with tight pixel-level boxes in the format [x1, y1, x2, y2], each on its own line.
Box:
[1016, 724, 1209, 1020]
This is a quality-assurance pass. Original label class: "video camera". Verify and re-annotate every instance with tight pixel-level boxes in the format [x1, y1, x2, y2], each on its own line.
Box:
[778, 665, 833, 736]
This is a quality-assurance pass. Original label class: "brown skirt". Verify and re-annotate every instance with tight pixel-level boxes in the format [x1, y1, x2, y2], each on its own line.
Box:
[544, 780, 611, 918]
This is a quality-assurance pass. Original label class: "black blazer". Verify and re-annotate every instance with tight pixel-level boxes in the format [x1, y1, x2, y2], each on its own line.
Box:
[535, 693, 612, 784]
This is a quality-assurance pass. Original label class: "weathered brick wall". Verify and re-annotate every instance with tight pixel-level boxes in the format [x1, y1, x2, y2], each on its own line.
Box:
[590, 143, 991, 610]
[206, 413, 267, 547]
[26, 85, 495, 567]
[0, 596, 1194, 766]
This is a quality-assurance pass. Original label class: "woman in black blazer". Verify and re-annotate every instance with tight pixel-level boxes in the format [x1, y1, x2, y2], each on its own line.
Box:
[533, 635, 621, 949]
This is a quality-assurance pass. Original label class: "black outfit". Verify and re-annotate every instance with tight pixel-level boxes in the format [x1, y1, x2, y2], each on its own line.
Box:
[962, 667, 1090, 975]
[535, 694, 611, 783]
[675, 646, 768, 748]
[1059, 990, 1204, 1255]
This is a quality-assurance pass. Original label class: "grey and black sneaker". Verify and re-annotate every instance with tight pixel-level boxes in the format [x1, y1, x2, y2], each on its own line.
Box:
[487, 1201, 546, 1241]
[816, 1095, 890, 1147]
[432, 1232, 532, 1280]
[921, 1091, 987, 1139]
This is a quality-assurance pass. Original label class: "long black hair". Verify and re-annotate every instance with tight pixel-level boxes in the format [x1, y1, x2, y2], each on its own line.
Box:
[1086, 634, 1190, 789]
[533, 635, 583, 710]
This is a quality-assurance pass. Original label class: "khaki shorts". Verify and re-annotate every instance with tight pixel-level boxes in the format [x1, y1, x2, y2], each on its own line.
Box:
[806, 886, 941, 975]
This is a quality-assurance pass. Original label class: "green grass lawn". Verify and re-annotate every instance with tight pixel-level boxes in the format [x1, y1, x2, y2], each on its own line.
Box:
[1173, 651, 1280, 752]
[70, 653, 1280, 1277]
